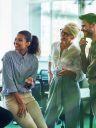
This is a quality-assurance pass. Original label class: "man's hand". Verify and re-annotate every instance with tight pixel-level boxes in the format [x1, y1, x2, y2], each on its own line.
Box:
[79, 38, 87, 52]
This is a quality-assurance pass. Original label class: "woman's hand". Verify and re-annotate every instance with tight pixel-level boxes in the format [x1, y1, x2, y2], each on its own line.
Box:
[57, 68, 76, 77]
[25, 77, 34, 88]
[48, 71, 53, 84]
[25, 77, 33, 85]
[17, 102, 27, 118]
[11, 92, 27, 118]
[57, 68, 66, 76]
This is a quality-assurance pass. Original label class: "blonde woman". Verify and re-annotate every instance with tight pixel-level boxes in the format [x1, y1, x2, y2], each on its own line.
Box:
[45, 23, 84, 128]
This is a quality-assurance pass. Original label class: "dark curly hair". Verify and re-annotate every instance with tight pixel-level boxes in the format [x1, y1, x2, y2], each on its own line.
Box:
[18, 30, 32, 42]
[28, 35, 41, 55]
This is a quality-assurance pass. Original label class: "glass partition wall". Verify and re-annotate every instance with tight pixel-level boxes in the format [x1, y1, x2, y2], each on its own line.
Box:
[0, 0, 96, 70]
[29, 0, 96, 57]
[28, 0, 96, 71]
[29, 0, 80, 58]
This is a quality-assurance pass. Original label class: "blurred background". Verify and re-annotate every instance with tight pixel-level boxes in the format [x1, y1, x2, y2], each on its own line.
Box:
[0, 0, 96, 71]
[0, 0, 96, 127]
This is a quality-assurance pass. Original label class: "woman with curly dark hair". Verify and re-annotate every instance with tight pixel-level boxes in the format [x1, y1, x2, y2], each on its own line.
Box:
[1, 30, 47, 128]
[28, 35, 41, 56]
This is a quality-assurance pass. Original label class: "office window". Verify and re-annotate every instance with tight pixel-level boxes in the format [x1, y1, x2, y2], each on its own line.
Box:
[85, 0, 96, 13]
[29, 0, 79, 58]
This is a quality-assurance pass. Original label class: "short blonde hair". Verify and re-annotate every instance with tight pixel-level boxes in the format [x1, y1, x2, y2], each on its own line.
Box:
[65, 23, 80, 37]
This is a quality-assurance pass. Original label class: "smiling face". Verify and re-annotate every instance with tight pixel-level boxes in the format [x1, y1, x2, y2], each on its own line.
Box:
[81, 20, 94, 38]
[60, 27, 74, 43]
[14, 34, 30, 54]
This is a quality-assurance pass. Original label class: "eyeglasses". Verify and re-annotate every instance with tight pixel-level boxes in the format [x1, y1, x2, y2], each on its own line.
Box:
[60, 29, 71, 37]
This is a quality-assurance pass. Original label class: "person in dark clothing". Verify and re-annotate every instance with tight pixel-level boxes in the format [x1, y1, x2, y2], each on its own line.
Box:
[0, 106, 13, 128]
[79, 13, 96, 121]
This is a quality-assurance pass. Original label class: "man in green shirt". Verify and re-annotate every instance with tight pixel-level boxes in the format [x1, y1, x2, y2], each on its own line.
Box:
[79, 13, 96, 118]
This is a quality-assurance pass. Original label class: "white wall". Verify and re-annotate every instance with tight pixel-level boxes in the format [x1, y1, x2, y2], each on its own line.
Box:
[11, 0, 29, 41]
[0, 0, 30, 69]
[0, 0, 12, 69]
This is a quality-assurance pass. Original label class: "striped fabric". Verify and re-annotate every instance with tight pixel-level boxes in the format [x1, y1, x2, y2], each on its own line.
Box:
[1, 50, 38, 96]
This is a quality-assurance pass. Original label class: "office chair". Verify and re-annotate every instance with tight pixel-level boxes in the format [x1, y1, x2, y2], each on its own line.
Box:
[57, 114, 65, 128]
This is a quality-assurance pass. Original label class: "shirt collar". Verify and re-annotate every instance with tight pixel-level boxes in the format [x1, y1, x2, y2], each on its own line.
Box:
[58, 41, 74, 51]
[15, 50, 28, 59]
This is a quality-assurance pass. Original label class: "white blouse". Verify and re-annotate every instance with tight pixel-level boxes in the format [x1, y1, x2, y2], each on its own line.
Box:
[49, 41, 84, 81]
